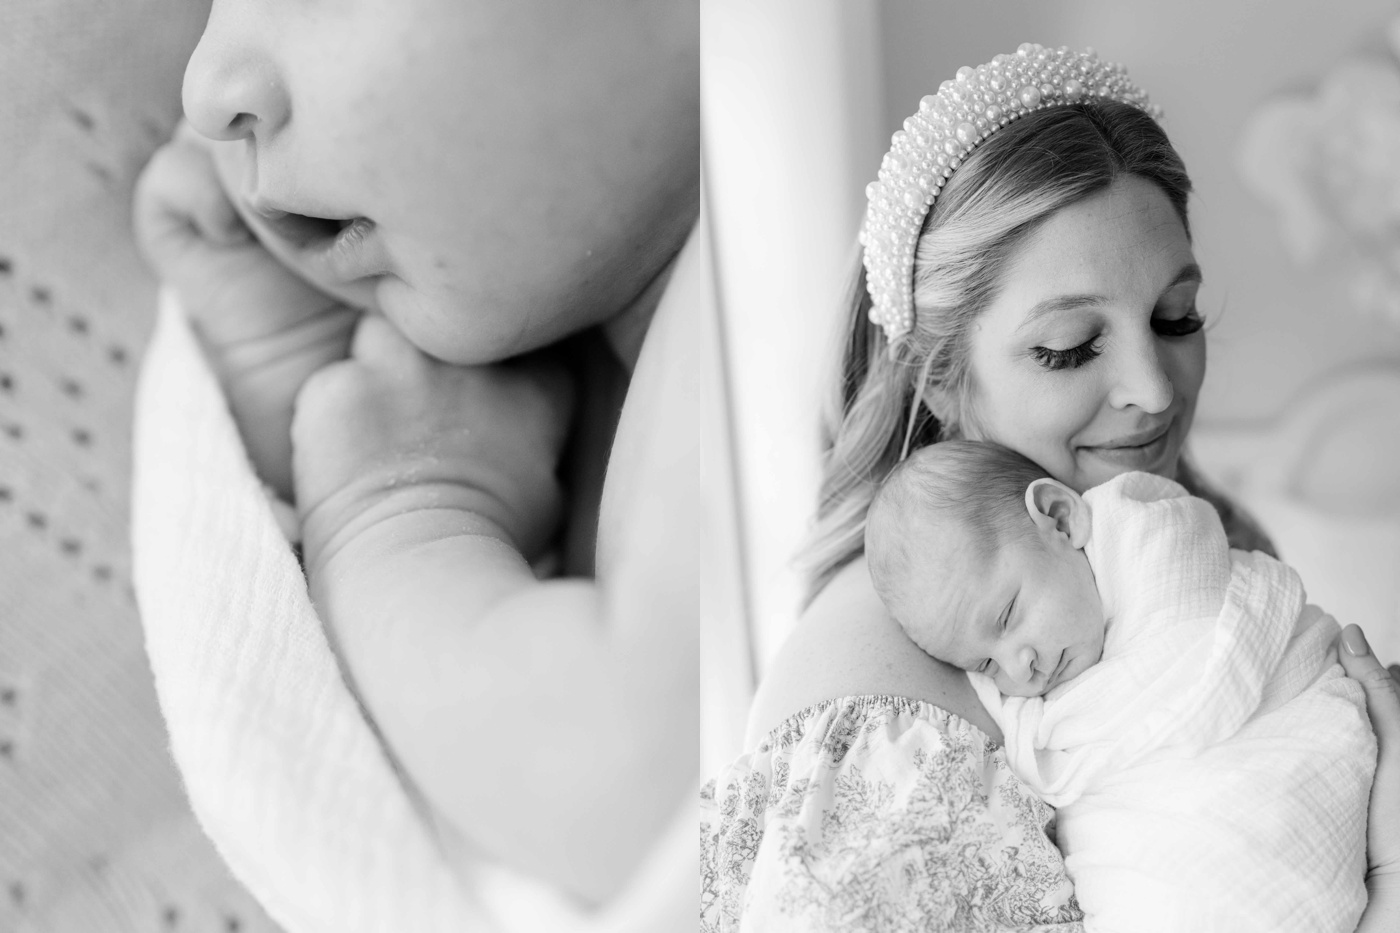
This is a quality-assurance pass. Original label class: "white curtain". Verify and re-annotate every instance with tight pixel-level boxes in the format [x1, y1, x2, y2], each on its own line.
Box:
[701, 0, 884, 764]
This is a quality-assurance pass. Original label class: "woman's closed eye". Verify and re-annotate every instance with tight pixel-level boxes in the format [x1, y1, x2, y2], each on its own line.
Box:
[1030, 307, 1204, 371]
[1030, 336, 1102, 371]
[1152, 306, 1205, 337]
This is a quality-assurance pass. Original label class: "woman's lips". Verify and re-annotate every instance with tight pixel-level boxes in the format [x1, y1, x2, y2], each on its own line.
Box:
[1078, 421, 1173, 470]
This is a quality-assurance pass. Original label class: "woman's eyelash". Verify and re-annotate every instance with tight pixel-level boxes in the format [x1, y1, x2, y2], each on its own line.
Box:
[1031, 339, 1100, 371]
[1031, 309, 1205, 371]
[1153, 308, 1206, 337]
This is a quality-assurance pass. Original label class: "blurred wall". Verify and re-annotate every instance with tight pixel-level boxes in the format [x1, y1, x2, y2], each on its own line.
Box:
[0, 3, 281, 929]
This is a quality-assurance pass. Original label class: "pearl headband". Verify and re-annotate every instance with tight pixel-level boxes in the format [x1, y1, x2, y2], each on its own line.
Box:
[859, 43, 1163, 344]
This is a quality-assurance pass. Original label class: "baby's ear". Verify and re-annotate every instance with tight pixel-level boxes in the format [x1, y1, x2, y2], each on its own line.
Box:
[1024, 479, 1091, 548]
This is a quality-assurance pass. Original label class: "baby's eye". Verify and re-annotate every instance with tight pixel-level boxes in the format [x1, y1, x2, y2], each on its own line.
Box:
[1030, 337, 1102, 371]
[1152, 306, 1205, 338]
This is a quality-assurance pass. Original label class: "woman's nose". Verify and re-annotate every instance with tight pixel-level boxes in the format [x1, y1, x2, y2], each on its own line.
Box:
[1107, 334, 1174, 413]
[182, 17, 290, 142]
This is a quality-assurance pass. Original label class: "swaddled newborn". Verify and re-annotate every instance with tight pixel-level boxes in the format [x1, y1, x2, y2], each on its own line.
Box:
[866, 440, 1376, 933]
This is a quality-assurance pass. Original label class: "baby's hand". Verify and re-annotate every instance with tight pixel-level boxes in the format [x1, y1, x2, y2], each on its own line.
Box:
[133, 122, 359, 498]
[292, 315, 573, 569]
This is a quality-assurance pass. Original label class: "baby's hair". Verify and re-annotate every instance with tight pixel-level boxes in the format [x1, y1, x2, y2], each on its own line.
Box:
[866, 440, 1049, 612]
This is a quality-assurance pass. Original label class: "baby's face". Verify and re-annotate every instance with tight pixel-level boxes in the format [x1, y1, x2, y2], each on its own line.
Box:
[900, 526, 1106, 697]
[184, 0, 699, 365]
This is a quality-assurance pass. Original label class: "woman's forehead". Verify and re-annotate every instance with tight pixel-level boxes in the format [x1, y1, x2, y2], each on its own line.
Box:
[997, 177, 1196, 314]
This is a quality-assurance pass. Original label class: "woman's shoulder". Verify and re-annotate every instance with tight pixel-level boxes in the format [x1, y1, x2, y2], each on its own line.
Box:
[745, 558, 1001, 746]
[703, 689, 1079, 932]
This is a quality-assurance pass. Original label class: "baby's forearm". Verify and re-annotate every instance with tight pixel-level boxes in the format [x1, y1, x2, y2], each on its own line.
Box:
[303, 494, 696, 905]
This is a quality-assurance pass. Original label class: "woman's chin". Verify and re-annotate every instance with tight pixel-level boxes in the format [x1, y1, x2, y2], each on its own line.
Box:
[1074, 449, 1181, 490]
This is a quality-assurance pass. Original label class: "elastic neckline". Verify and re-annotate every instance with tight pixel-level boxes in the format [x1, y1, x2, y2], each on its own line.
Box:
[760, 694, 995, 752]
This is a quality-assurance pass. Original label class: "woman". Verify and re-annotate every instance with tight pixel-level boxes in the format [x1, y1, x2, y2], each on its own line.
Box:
[702, 44, 1400, 931]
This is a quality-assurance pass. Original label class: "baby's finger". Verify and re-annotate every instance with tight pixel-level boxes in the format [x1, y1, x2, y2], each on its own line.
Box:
[1340, 625, 1400, 744]
[350, 314, 426, 372]
[133, 139, 251, 268]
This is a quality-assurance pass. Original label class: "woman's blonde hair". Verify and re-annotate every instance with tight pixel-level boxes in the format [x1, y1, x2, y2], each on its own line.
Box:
[799, 101, 1192, 604]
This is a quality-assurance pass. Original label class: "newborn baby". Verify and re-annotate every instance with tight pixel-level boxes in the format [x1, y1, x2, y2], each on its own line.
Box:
[866, 440, 1376, 933]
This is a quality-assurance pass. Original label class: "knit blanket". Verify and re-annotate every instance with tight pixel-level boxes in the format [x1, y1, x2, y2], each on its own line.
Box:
[131, 290, 690, 933]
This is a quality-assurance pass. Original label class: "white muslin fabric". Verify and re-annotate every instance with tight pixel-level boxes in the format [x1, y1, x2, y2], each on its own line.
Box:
[969, 471, 1375, 933]
[130, 240, 701, 932]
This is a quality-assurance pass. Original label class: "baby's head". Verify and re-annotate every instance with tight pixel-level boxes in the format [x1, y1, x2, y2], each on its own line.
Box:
[867, 441, 1106, 697]
[183, 0, 699, 365]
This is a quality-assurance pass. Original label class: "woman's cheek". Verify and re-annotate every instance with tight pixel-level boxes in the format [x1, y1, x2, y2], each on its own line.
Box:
[1166, 334, 1208, 410]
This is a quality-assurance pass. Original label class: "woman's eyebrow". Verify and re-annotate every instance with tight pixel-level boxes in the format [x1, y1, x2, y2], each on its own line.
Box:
[1160, 262, 1203, 293]
[1016, 294, 1104, 332]
[1016, 261, 1203, 333]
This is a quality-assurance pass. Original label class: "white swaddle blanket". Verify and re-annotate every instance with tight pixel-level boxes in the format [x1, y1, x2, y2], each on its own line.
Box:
[970, 472, 1375, 933]
[130, 284, 695, 933]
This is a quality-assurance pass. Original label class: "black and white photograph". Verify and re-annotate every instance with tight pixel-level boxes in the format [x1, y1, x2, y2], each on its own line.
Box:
[704, 2, 1400, 931]
[4, 0, 1400, 931]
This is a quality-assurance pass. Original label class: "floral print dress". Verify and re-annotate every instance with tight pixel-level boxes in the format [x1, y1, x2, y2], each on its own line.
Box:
[701, 696, 1084, 932]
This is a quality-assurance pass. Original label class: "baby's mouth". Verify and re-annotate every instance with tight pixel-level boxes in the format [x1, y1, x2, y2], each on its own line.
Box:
[252, 206, 359, 251]
[245, 201, 388, 285]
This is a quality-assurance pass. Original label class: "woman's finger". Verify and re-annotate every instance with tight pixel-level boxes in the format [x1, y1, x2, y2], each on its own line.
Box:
[1340, 625, 1400, 739]
[1340, 624, 1400, 885]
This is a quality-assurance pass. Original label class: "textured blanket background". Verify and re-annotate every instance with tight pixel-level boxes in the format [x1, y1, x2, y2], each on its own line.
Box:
[0, 3, 280, 930]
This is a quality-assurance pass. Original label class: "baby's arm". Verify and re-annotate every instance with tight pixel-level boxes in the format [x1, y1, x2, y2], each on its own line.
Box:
[294, 311, 695, 905]
[133, 123, 358, 500]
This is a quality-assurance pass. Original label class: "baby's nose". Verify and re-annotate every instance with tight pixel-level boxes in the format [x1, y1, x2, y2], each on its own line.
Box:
[1001, 645, 1039, 684]
[182, 16, 290, 142]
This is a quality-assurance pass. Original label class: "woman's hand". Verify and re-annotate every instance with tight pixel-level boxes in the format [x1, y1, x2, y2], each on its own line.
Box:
[292, 314, 574, 571]
[133, 121, 359, 499]
[1337, 623, 1400, 930]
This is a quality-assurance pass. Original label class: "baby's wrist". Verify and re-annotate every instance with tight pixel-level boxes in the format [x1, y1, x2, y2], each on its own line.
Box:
[299, 478, 519, 579]
[193, 306, 357, 499]
[196, 302, 357, 389]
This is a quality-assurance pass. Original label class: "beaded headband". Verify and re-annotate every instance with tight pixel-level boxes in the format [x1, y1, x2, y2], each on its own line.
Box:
[860, 43, 1163, 345]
